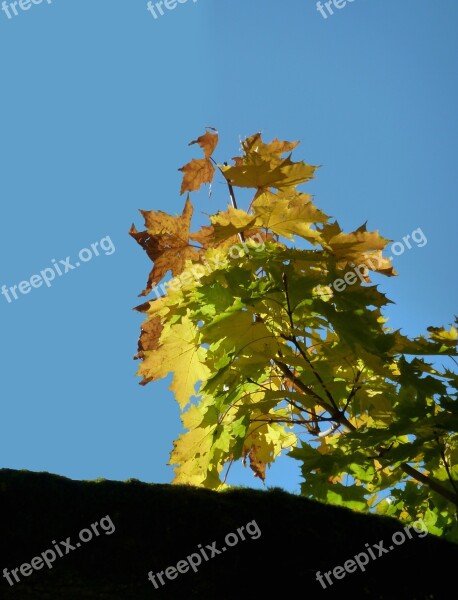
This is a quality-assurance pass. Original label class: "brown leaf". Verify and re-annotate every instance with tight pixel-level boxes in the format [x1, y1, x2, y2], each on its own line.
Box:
[243, 445, 266, 481]
[129, 196, 202, 296]
[179, 158, 215, 195]
[135, 315, 163, 362]
[189, 130, 219, 159]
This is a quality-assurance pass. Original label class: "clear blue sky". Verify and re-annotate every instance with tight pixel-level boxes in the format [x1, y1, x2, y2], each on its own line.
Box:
[0, 0, 456, 493]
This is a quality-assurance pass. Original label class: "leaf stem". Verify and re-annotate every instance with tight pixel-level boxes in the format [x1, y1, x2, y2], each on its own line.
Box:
[210, 157, 245, 243]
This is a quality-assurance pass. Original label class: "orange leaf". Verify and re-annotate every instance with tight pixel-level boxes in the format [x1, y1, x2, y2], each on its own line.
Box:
[129, 196, 202, 295]
[189, 130, 219, 159]
[179, 158, 215, 195]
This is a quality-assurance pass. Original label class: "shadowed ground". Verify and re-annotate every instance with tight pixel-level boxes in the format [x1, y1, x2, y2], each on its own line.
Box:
[0, 468, 456, 599]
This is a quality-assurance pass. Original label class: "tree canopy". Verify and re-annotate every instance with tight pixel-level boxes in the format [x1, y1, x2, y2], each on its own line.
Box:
[131, 130, 458, 541]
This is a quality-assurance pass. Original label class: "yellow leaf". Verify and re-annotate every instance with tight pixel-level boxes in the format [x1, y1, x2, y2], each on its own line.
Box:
[222, 154, 316, 190]
[320, 222, 396, 278]
[138, 315, 210, 408]
[252, 190, 328, 243]
[170, 424, 218, 486]
[210, 207, 257, 241]
[241, 132, 299, 159]
[220, 132, 317, 191]
[427, 325, 458, 345]
[242, 411, 297, 481]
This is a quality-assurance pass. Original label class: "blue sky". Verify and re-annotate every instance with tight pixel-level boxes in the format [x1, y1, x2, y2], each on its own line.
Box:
[0, 0, 456, 493]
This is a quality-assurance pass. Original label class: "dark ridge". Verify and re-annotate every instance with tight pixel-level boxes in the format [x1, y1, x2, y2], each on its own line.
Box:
[0, 468, 456, 599]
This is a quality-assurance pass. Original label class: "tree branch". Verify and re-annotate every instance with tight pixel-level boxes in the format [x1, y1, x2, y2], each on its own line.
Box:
[276, 356, 458, 507]
[211, 157, 245, 243]
[273, 359, 330, 410]
[281, 272, 339, 412]
[342, 370, 362, 413]
[401, 463, 458, 507]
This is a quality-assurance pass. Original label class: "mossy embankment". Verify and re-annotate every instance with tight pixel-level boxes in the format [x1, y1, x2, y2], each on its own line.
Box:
[0, 468, 456, 599]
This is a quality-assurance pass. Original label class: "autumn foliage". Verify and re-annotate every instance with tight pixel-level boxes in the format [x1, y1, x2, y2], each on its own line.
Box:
[130, 129, 458, 541]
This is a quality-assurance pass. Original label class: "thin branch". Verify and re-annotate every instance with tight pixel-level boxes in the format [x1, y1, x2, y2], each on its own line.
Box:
[271, 362, 458, 506]
[342, 370, 362, 413]
[246, 377, 274, 393]
[273, 358, 330, 409]
[318, 423, 341, 438]
[401, 463, 458, 507]
[245, 377, 332, 437]
[251, 417, 316, 426]
[222, 458, 234, 485]
[281, 272, 339, 412]
[210, 157, 245, 243]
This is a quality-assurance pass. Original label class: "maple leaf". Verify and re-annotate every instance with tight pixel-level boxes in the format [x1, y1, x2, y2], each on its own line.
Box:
[241, 132, 299, 159]
[221, 153, 317, 191]
[201, 309, 279, 359]
[138, 315, 210, 408]
[357, 250, 397, 277]
[170, 425, 218, 486]
[190, 221, 272, 249]
[322, 222, 388, 256]
[169, 402, 218, 487]
[220, 132, 317, 191]
[179, 159, 215, 195]
[189, 129, 219, 159]
[242, 411, 296, 481]
[209, 207, 257, 242]
[320, 222, 396, 277]
[427, 325, 458, 348]
[188, 224, 233, 250]
[131, 130, 458, 534]
[129, 196, 202, 296]
[273, 156, 319, 191]
[252, 190, 329, 244]
[179, 129, 219, 195]
[170, 398, 244, 488]
[135, 315, 163, 363]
